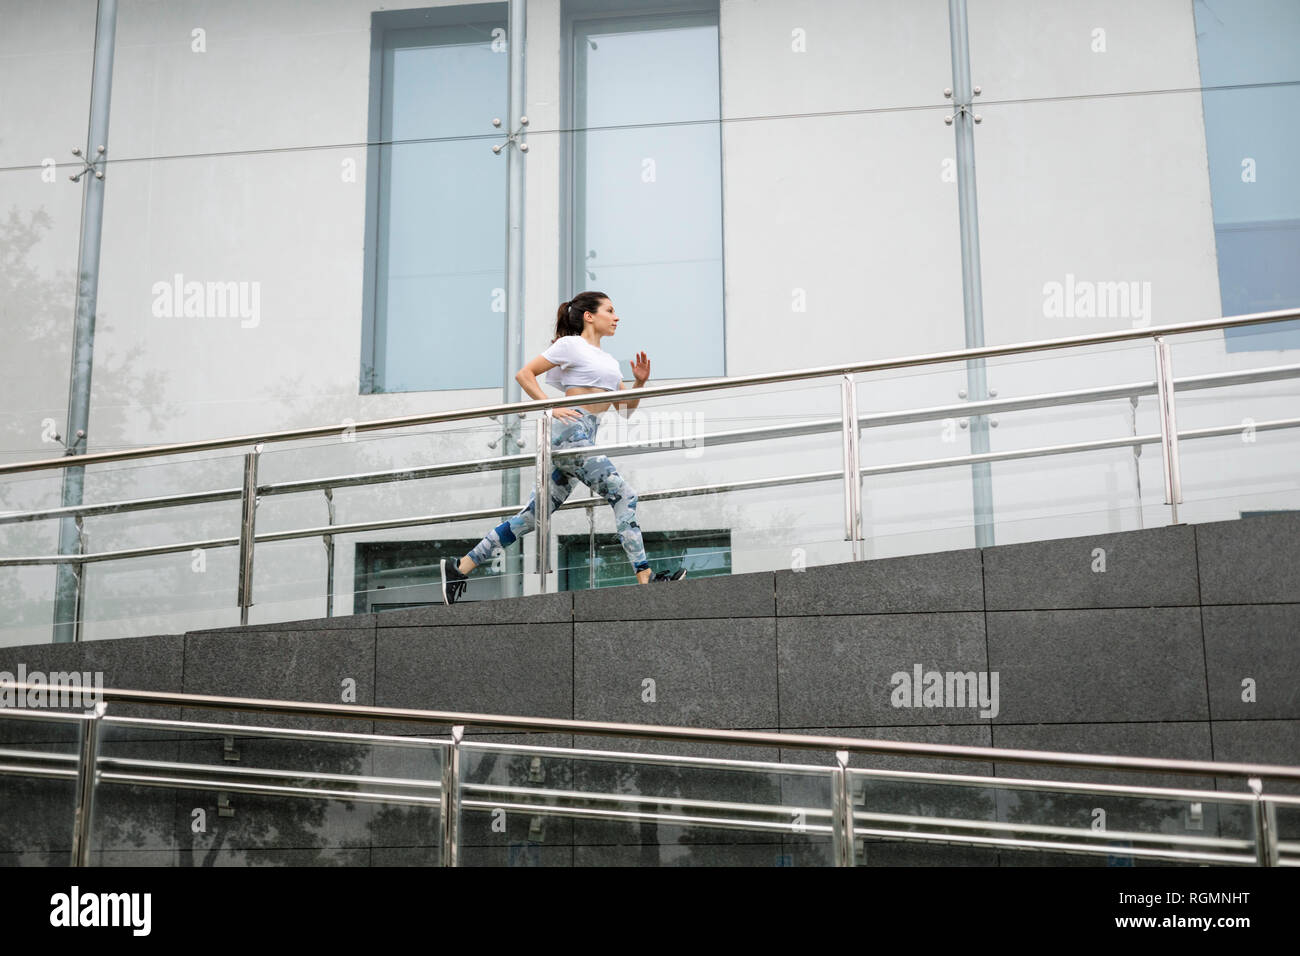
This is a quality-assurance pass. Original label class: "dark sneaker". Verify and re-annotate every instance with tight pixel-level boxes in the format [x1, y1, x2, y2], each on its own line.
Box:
[652, 568, 687, 583]
[440, 557, 468, 605]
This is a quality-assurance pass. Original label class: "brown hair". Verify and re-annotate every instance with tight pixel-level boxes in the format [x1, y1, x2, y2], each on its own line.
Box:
[553, 291, 608, 342]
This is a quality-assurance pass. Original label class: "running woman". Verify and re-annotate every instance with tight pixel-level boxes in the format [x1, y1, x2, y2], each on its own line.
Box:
[439, 291, 687, 604]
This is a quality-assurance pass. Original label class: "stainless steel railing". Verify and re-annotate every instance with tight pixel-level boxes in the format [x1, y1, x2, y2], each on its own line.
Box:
[0, 683, 1296, 867]
[1, 308, 1297, 636]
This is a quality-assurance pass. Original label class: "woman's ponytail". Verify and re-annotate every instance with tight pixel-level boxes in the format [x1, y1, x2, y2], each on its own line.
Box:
[553, 290, 607, 343]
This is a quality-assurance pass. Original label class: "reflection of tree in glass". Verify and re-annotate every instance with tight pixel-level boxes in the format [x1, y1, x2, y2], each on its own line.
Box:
[999, 780, 1232, 866]
[857, 778, 997, 864]
[0, 205, 501, 639]
[0, 773, 79, 866]
[89, 735, 372, 866]
[0, 207, 172, 639]
[458, 746, 805, 867]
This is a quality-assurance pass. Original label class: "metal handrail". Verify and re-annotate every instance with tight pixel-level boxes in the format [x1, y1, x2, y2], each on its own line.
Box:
[5, 360, 1297, 530]
[4, 412, 1297, 570]
[2, 742, 1263, 864]
[1, 308, 1295, 477]
[3, 308, 1297, 641]
[0, 309, 1296, 631]
[3, 682, 1296, 782]
[2, 690, 1294, 867]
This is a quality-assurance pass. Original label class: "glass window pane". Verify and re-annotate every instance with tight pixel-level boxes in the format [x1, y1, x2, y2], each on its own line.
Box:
[572, 13, 724, 380]
[371, 22, 507, 392]
[1193, 0, 1300, 350]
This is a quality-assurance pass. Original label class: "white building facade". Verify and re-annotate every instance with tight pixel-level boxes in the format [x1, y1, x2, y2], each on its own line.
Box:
[0, 0, 1296, 644]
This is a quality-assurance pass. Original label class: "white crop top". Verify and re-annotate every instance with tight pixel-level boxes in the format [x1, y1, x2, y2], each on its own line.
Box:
[541, 335, 623, 392]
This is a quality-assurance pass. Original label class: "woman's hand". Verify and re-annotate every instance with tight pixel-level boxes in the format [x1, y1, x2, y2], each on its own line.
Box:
[631, 351, 650, 384]
[551, 406, 583, 422]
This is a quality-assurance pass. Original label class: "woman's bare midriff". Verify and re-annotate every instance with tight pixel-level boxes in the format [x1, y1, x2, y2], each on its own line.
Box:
[564, 385, 619, 415]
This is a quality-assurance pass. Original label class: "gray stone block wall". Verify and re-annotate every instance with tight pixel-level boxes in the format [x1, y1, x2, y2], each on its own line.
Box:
[1, 512, 1297, 866]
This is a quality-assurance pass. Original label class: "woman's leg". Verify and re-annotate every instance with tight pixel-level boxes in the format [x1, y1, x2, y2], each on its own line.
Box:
[461, 470, 576, 571]
[573, 452, 652, 578]
[459, 413, 585, 572]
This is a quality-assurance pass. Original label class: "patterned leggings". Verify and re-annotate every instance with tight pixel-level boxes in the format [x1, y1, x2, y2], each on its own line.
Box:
[465, 409, 651, 573]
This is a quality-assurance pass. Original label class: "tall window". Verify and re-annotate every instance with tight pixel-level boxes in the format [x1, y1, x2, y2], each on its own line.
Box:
[566, 3, 725, 379]
[362, 8, 508, 393]
[1194, 0, 1300, 351]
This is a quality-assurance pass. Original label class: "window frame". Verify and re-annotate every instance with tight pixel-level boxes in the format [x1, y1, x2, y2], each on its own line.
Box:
[361, 4, 509, 395]
[558, 0, 727, 378]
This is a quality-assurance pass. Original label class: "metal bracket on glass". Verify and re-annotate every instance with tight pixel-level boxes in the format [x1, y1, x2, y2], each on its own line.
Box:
[217, 793, 235, 818]
[941, 84, 977, 125]
[68, 145, 107, 182]
[956, 385, 998, 428]
[236, 443, 264, 625]
[487, 411, 527, 454]
[223, 735, 240, 762]
[491, 116, 529, 154]
[943, 85, 982, 125]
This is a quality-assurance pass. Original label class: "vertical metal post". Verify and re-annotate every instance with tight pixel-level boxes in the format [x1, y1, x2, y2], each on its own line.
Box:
[534, 415, 552, 590]
[947, 0, 995, 549]
[53, 0, 119, 643]
[498, 0, 528, 599]
[323, 488, 335, 618]
[440, 725, 465, 867]
[829, 750, 855, 867]
[1151, 337, 1184, 525]
[587, 504, 596, 590]
[1128, 396, 1144, 529]
[236, 444, 263, 625]
[840, 375, 863, 560]
[70, 701, 107, 866]
[1249, 778, 1279, 866]
[72, 517, 87, 644]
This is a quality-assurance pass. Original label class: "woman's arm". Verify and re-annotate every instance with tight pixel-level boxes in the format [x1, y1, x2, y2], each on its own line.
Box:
[514, 354, 556, 402]
[615, 350, 651, 417]
[516, 354, 583, 421]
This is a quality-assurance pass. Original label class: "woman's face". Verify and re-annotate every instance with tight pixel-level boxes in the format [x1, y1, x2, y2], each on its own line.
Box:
[586, 298, 619, 335]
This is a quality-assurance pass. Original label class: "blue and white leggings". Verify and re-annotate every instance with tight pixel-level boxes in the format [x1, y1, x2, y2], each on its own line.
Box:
[464, 409, 651, 573]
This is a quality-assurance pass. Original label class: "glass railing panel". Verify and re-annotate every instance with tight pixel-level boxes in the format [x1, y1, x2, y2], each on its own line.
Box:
[226, 418, 534, 619]
[457, 741, 835, 867]
[854, 358, 979, 560]
[853, 768, 1259, 867]
[0, 712, 84, 866]
[974, 338, 1179, 546]
[1, 448, 252, 645]
[1162, 329, 1300, 522]
[1274, 798, 1300, 866]
[87, 719, 445, 866]
[544, 377, 852, 588]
